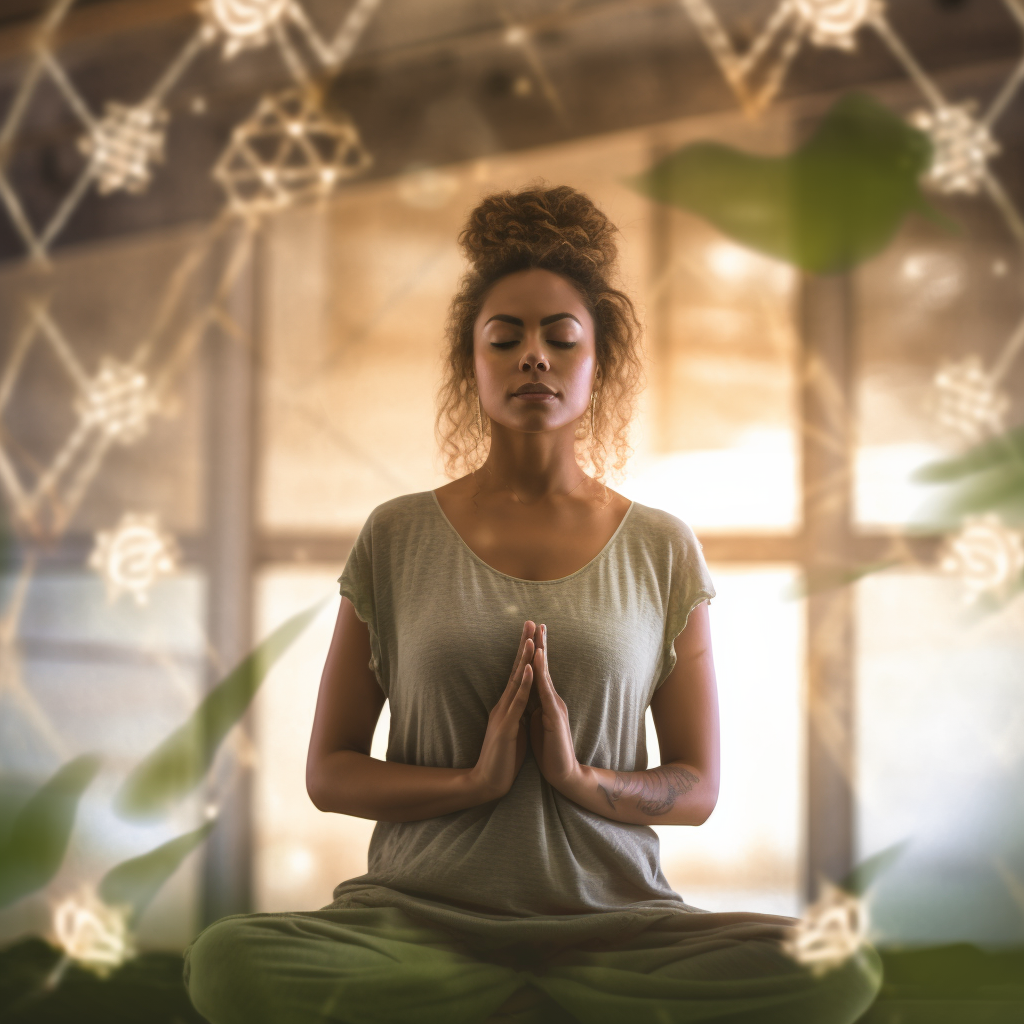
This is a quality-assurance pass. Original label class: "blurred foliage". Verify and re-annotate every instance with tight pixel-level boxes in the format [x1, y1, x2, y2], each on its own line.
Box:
[914, 426, 1024, 527]
[840, 841, 909, 897]
[115, 597, 330, 822]
[0, 756, 100, 910]
[630, 93, 939, 273]
[0, 938, 206, 1023]
[99, 823, 215, 922]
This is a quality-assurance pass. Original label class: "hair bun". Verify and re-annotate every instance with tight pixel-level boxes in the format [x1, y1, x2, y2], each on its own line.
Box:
[459, 184, 618, 281]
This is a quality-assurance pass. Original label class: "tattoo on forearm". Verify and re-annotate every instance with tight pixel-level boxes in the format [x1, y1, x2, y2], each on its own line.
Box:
[598, 765, 700, 816]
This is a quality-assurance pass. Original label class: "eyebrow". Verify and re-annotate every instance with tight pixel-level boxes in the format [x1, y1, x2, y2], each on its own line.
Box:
[484, 312, 582, 327]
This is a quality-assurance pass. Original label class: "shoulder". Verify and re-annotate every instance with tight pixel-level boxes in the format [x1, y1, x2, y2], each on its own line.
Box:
[625, 501, 703, 556]
[360, 491, 436, 535]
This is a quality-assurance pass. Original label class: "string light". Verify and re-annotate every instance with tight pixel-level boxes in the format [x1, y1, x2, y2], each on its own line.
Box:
[213, 87, 371, 213]
[201, 0, 290, 58]
[793, 0, 880, 51]
[52, 887, 134, 977]
[76, 358, 159, 444]
[932, 356, 1009, 444]
[89, 513, 179, 606]
[78, 102, 168, 195]
[940, 514, 1024, 605]
[910, 103, 1001, 195]
[782, 880, 868, 976]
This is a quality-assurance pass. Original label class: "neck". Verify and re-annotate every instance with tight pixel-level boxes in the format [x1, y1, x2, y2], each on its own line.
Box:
[479, 423, 587, 503]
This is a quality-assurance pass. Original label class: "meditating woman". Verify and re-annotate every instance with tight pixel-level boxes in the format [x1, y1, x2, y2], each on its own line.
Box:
[185, 185, 881, 1023]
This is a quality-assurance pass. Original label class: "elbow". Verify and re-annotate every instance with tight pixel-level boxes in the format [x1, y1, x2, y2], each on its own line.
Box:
[692, 781, 719, 826]
[305, 762, 330, 812]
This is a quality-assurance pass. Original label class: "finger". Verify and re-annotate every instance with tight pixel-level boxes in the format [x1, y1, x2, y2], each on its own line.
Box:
[511, 663, 533, 714]
[497, 634, 535, 713]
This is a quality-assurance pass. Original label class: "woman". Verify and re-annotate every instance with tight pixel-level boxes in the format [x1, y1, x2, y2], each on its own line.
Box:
[186, 186, 881, 1023]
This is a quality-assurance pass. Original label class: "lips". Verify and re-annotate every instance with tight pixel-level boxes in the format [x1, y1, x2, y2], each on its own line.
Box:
[513, 382, 557, 396]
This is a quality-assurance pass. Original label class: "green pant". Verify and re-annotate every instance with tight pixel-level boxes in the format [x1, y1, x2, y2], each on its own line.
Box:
[184, 905, 882, 1024]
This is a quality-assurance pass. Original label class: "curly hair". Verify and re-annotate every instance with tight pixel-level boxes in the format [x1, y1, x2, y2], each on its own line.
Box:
[435, 184, 645, 481]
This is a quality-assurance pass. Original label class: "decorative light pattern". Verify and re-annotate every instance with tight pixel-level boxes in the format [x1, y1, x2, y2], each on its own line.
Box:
[89, 513, 179, 605]
[782, 881, 868, 976]
[201, 0, 290, 58]
[910, 103, 1001, 195]
[78, 102, 168, 195]
[52, 887, 134, 977]
[940, 514, 1024, 604]
[932, 356, 1009, 444]
[793, 0, 879, 51]
[76, 358, 159, 445]
[213, 87, 371, 213]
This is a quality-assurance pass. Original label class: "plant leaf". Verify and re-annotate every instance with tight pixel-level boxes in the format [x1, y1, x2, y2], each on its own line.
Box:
[0, 755, 101, 909]
[840, 839, 910, 896]
[115, 596, 331, 821]
[913, 427, 1024, 527]
[629, 92, 938, 273]
[99, 821, 215, 920]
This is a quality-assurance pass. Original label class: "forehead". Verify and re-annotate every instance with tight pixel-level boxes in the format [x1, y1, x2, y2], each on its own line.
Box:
[477, 268, 591, 323]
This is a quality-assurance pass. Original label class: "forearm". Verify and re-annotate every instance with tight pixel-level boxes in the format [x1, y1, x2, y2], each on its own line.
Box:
[559, 761, 715, 826]
[307, 750, 496, 822]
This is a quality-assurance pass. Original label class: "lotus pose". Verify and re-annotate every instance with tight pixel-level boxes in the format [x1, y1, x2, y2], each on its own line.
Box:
[186, 186, 881, 1023]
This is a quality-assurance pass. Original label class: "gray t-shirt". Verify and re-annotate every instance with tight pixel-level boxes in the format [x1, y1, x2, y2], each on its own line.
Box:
[330, 490, 716, 939]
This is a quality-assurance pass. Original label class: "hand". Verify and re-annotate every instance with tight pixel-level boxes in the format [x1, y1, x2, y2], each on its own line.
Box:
[470, 621, 535, 801]
[529, 624, 582, 791]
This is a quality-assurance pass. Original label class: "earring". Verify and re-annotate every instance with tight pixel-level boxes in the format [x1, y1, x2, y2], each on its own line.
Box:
[477, 391, 486, 436]
[590, 390, 596, 436]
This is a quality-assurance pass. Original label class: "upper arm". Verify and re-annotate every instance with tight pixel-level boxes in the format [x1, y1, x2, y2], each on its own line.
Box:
[649, 600, 720, 801]
[306, 598, 386, 791]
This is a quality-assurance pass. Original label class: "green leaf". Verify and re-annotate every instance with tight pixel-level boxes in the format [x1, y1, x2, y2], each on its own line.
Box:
[629, 92, 940, 273]
[913, 427, 1024, 528]
[0, 755, 101, 909]
[840, 840, 910, 896]
[99, 821, 215, 920]
[115, 596, 331, 821]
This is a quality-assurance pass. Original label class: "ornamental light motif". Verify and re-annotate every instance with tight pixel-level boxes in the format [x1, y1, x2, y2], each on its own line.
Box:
[793, 0, 881, 51]
[76, 358, 159, 445]
[932, 356, 1009, 444]
[782, 880, 868, 976]
[940, 514, 1024, 605]
[910, 102, 1001, 195]
[201, 0, 291, 58]
[79, 102, 168, 195]
[89, 513, 179, 605]
[52, 887, 134, 977]
[212, 87, 371, 214]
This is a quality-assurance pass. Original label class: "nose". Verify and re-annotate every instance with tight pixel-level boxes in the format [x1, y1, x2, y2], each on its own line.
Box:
[519, 344, 549, 373]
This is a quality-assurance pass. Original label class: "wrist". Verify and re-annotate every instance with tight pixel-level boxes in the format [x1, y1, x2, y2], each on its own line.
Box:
[550, 760, 588, 799]
[465, 765, 503, 804]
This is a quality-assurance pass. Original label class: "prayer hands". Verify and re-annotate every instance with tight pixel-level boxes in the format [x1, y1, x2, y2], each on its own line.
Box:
[470, 621, 535, 801]
[529, 624, 582, 791]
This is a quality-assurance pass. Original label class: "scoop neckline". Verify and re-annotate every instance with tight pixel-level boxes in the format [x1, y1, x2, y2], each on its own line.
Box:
[429, 489, 636, 585]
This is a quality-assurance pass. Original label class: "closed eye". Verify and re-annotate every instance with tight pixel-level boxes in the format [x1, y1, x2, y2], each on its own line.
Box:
[490, 340, 518, 350]
[548, 340, 577, 349]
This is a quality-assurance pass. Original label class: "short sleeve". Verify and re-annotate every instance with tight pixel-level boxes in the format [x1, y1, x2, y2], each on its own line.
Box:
[656, 520, 716, 689]
[337, 514, 384, 690]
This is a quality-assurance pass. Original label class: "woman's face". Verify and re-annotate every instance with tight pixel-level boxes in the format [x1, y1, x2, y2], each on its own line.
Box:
[473, 268, 597, 436]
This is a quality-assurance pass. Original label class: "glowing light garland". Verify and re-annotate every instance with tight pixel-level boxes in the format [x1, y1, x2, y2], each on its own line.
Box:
[213, 87, 372, 213]
[940, 514, 1024, 605]
[76, 358, 159, 445]
[201, 0, 291, 58]
[52, 886, 134, 977]
[79, 102, 168, 195]
[89, 513, 180, 605]
[910, 103, 1001, 196]
[782, 881, 869, 976]
[932, 356, 1010, 444]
